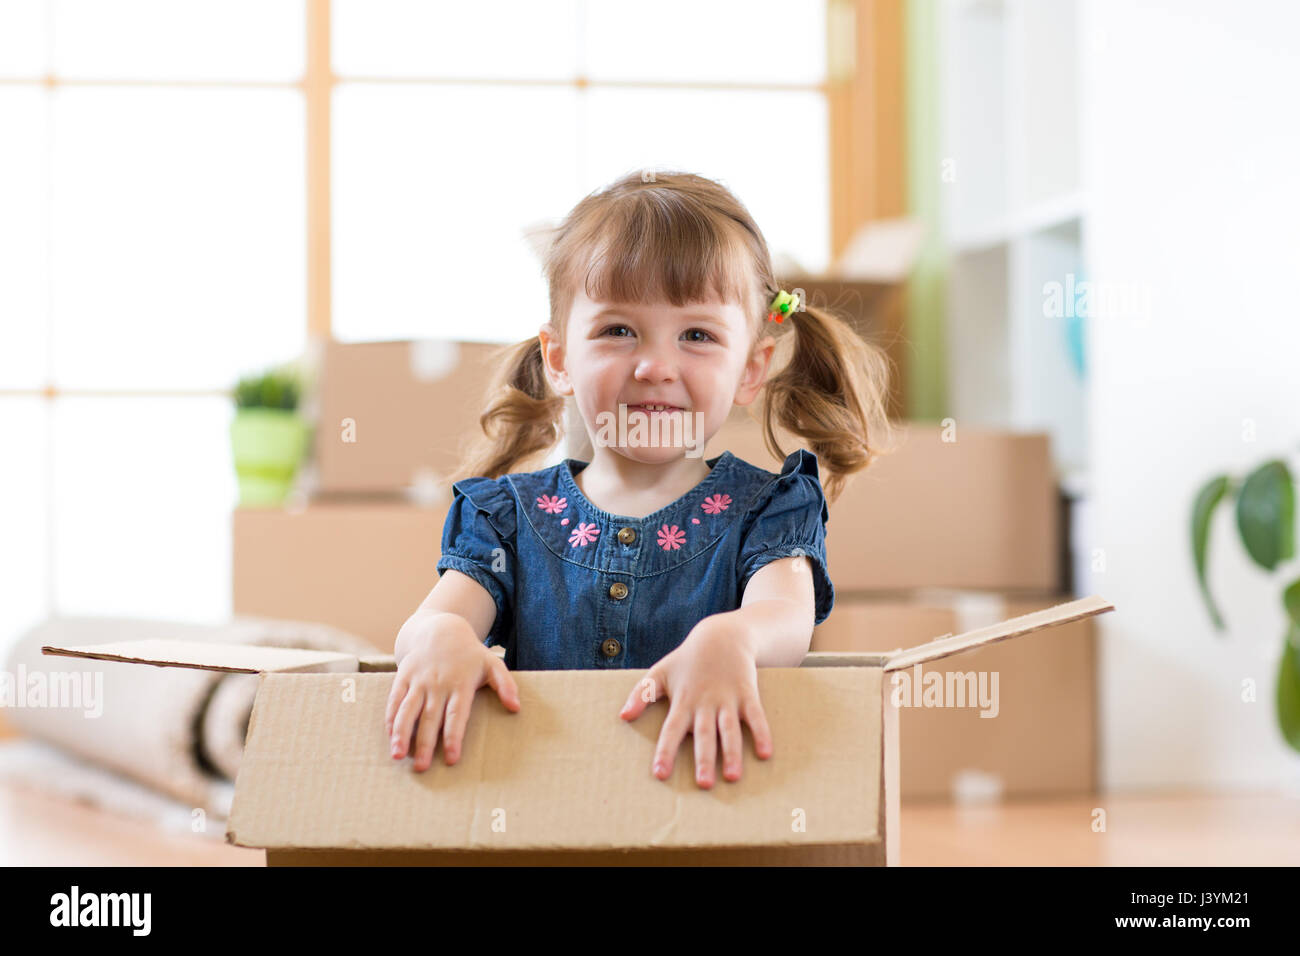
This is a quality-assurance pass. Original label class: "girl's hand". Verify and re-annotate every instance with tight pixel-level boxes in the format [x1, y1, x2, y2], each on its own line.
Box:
[386, 615, 520, 772]
[618, 614, 774, 788]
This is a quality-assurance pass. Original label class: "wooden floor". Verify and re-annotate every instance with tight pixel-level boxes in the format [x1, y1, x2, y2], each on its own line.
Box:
[4, 781, 1297, 866]
[900, 790, 1300, 866]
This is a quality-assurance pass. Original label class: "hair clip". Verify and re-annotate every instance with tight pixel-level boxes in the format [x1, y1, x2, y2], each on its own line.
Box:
[767, 289, 801, 323]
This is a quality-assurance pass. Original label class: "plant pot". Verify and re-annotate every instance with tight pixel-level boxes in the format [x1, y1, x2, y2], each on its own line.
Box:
[230, 408, 311, 507]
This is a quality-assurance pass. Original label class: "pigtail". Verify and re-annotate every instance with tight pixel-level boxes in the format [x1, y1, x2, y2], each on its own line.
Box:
[759, 302, 899, 504]
[451, 337, 566, 484]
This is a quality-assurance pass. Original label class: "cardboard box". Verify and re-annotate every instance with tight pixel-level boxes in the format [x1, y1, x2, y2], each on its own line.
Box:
[776, 276, 907, 419]
[41, 596, 1112, 866]
[706, 415, 1061, 593]
[311, 339, 509, 494]
[232, 502, 447, 652]
[812, 593, 1095, 801]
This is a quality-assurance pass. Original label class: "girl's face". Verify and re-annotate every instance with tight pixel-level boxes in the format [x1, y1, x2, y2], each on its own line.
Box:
[540, 288, 776, 463]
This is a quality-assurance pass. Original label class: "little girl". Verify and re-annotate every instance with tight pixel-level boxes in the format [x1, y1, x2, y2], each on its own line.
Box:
[387, 170, 894, 790]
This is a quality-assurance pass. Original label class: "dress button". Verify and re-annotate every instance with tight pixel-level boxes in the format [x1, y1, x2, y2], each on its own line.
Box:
[601, 637, 622, 658]
[617, 527, 636, 544]
[608, 581, 629, 600]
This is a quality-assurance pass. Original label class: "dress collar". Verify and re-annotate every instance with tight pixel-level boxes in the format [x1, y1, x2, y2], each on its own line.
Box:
[509, 450, 746, 570]
[557, 450, 736, 525]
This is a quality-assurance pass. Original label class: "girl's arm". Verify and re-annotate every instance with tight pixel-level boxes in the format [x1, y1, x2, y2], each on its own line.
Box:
[394, 568, 498, 664]
[726, 555, 817, 666]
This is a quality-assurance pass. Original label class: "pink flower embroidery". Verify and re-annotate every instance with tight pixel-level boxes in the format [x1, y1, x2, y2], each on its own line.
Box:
[701, 492, 732, 515]
[658, 524, 686, 550]
[536, 494, 567, 514]
[561, 518, 570, 525]
[691, 517, 700, 524]
[569, 522, 600, 547]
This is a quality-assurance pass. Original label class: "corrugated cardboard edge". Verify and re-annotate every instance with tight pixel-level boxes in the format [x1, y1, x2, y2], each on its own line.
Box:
[801, 651, 893, 667]
[40, 640, 360, 675]
[263, 844, 883, 866]
[882, 671, 901, 865]
[881, 595, 1114, 672]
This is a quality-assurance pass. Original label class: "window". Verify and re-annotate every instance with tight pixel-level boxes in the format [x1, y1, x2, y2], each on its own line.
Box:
[0, 0, 832, 645]
[330, 0, 829, 343]
[0, 1, 305, 642]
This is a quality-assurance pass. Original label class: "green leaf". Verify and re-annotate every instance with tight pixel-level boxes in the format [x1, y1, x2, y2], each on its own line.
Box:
[1235, 460, 1295, 571]
[261, 376, 284, 409]
[232, 368, 301, 411]
[1191, 474, 1229, 630]
[1277, 625, 1300, 755]
[1285, 579, 1300, 631]
[234, 377, 260, 409]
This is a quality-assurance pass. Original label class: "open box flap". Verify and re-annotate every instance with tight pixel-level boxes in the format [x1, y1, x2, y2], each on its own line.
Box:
[881, 595, 1114, 672]
[40, 639, 360, 674]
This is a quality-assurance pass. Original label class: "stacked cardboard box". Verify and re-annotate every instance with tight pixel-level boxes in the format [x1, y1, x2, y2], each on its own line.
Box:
[707, 410, 1093, 801]
[234, 340, 519, 653]
[233, 500, 446, 653]
[310, 338, 512, 495]
[778, 276, 907, 419]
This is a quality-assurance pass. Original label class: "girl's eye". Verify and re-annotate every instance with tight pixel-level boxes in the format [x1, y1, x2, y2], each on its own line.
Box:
[601, 326, 714, 343]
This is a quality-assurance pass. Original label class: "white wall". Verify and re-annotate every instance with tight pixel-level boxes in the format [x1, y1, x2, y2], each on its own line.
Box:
[1082, 0, 1300, 791]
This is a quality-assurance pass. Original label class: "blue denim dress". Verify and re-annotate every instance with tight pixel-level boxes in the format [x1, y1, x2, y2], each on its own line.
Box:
[435, 448, 834, 670]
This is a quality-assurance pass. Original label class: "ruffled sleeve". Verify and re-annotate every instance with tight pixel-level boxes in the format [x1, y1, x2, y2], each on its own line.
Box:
[435, 476, 518, 648]
[737, 449, 835, 625]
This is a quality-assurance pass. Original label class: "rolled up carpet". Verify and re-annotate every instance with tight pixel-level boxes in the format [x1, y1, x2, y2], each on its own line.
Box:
[2, 616, 377, 816]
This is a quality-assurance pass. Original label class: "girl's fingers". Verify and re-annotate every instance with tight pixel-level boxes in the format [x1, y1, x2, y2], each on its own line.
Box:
[411, 690, 444, 772]
[652, 706, 690, 780]
[483, 658, 521, 712]
[441, 686, 476, 765]
[693, 708, 718, 789]
[718, 707, 744, 782]
[390, 686, 424, 759]
[740, 694, 774, 760]
[620, 672, 662, 721]
[384, 676, 408, 736]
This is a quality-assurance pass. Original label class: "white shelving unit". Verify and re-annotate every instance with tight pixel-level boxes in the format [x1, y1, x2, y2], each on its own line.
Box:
[939, 0, 1088, 486]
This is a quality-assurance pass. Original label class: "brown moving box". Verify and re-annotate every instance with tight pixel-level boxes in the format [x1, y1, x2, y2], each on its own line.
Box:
[42, 596, 1113, 866]
[311, 339, 509, 495]
[707, 413, 1061, 593]
[778, 276, 907, 419]
[232, 502, 447, 652]
[812, 593, 1095, 801]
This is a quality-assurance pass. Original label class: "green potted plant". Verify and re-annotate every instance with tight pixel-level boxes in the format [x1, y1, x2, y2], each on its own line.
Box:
[1192, 457, 1300, 753]
[230, 363, 311, 507]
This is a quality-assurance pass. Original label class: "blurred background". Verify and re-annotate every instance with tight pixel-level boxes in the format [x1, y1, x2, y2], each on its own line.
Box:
[1, 0, 1298, 865]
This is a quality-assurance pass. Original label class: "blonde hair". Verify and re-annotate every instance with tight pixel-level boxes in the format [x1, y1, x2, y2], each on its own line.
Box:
[452, 170, 896, 503]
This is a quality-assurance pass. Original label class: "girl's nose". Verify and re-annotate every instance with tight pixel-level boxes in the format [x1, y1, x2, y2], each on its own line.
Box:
[633, 352, 678, 382]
